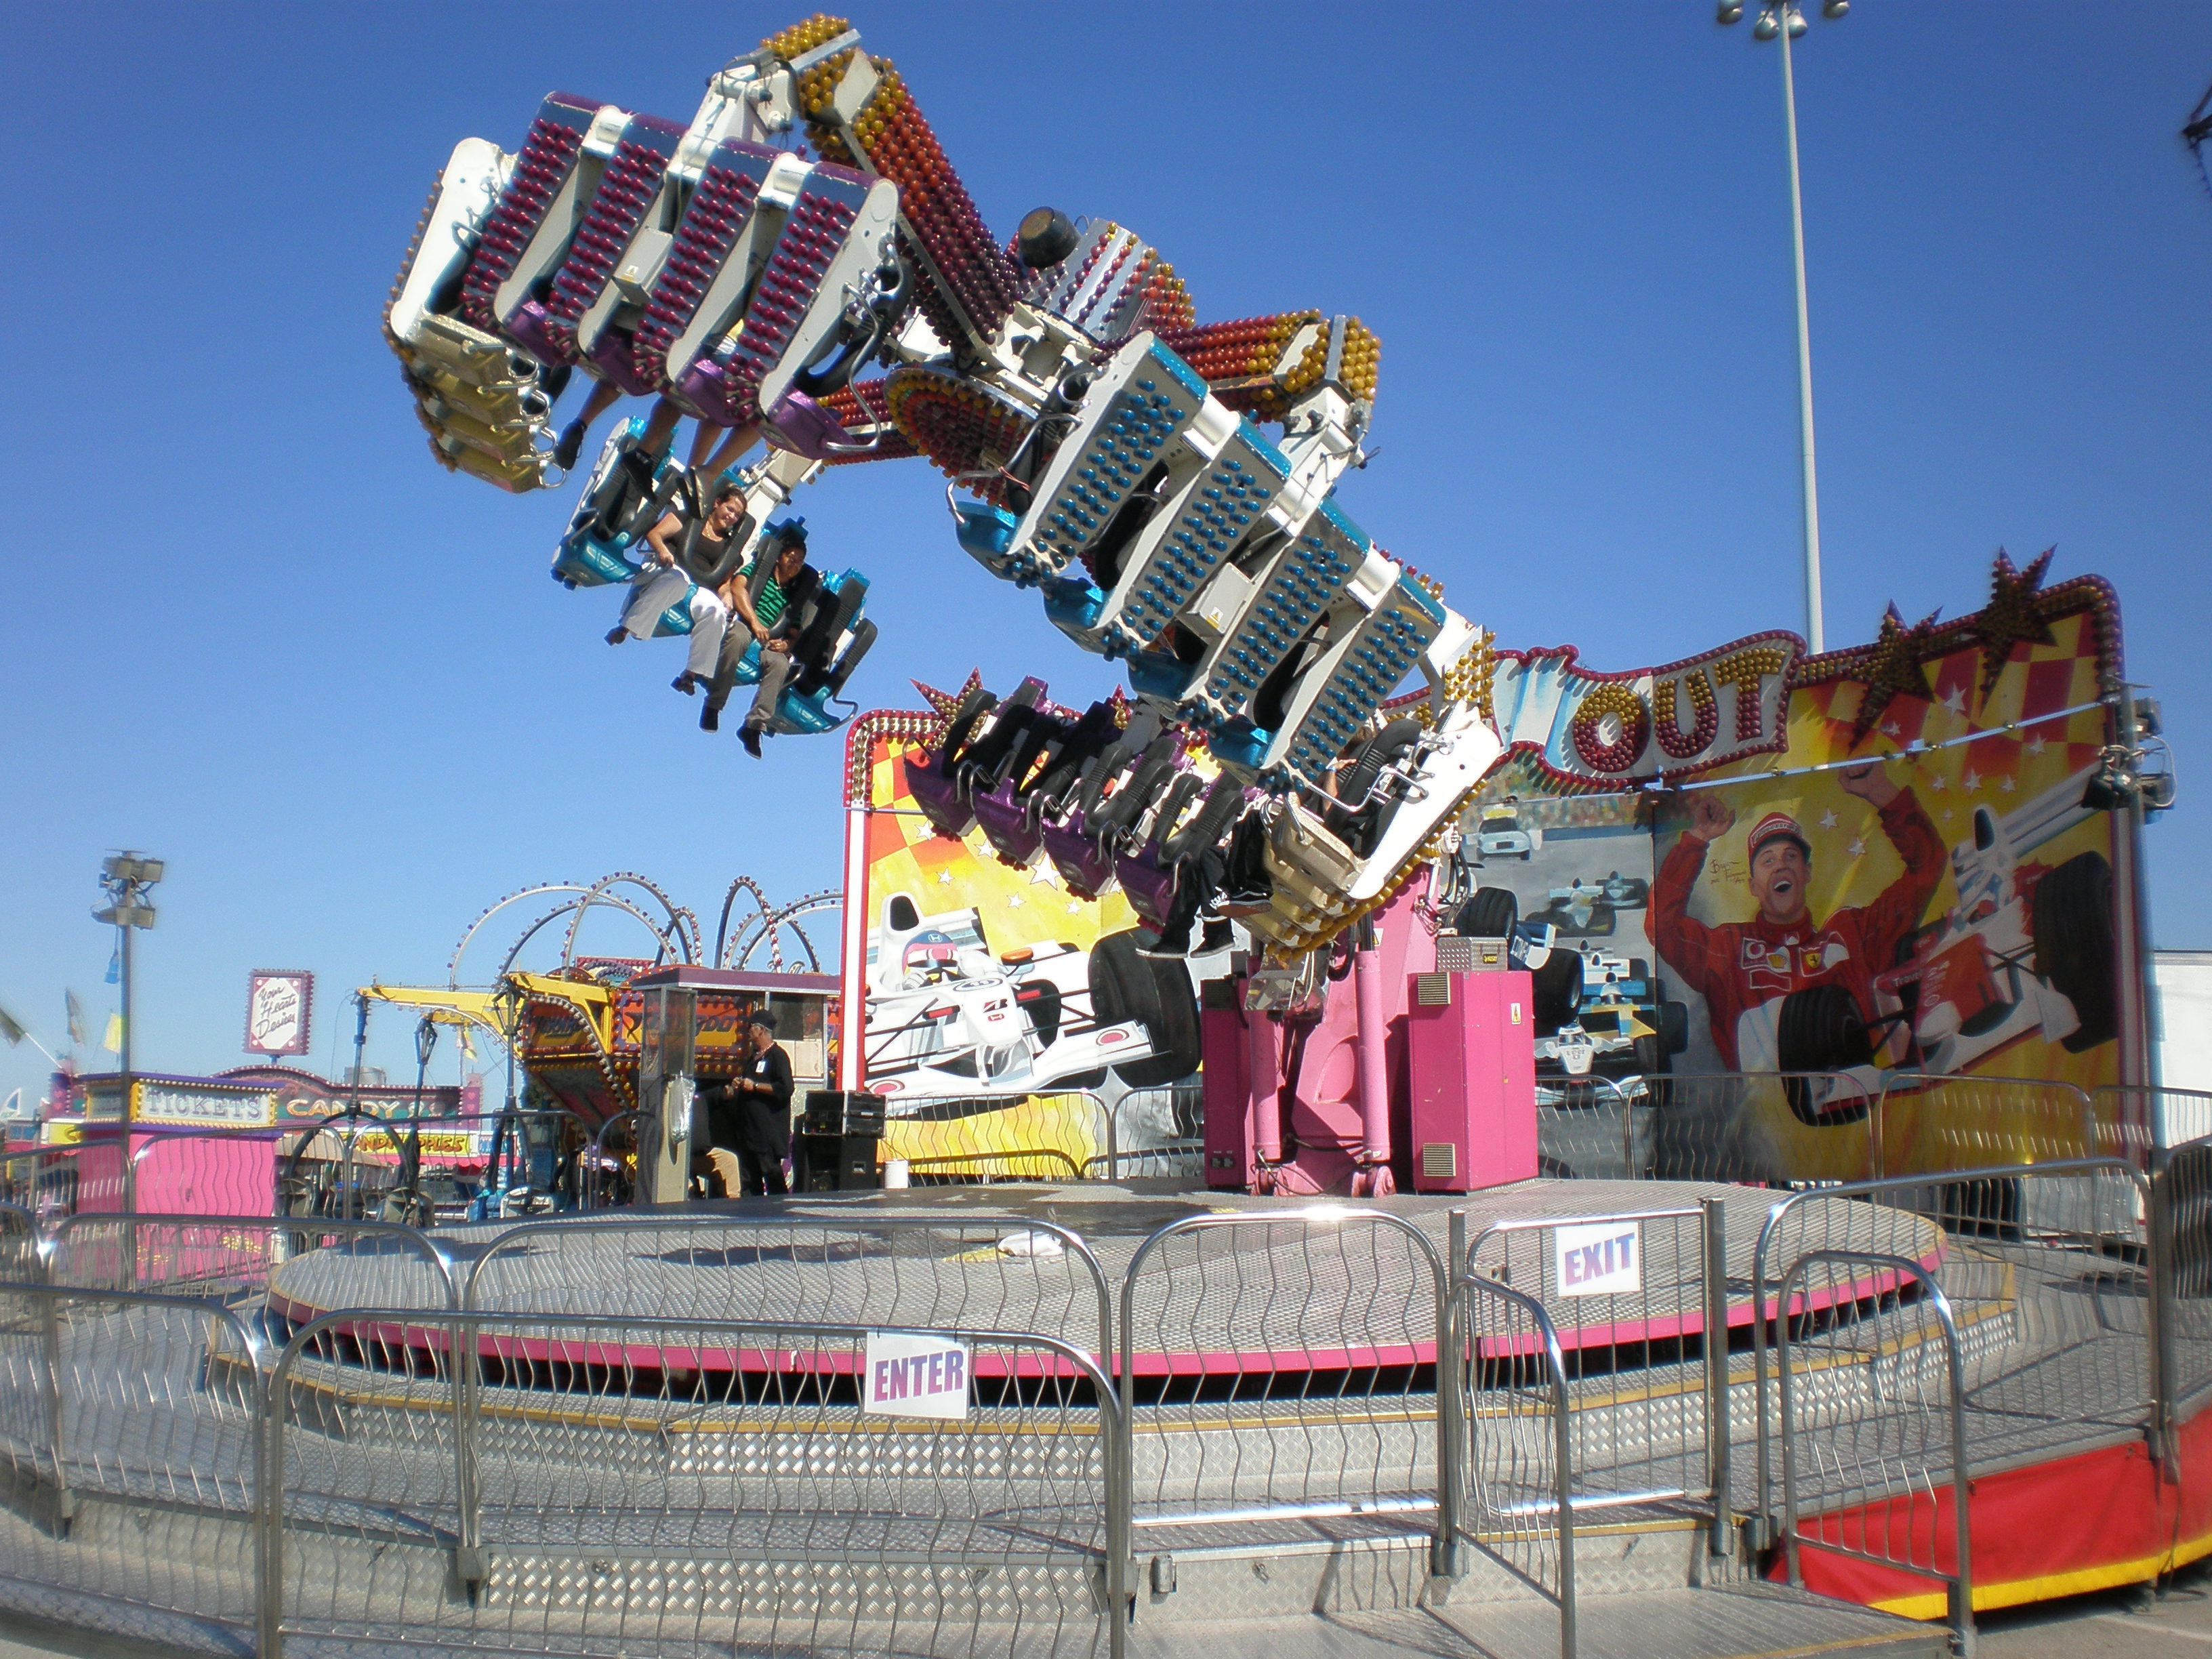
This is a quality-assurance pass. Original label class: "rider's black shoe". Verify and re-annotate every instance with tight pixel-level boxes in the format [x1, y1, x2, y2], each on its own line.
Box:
[739, 726, 763, 758]
[553, 419, 586, 472]
[700, 705, 720, 733]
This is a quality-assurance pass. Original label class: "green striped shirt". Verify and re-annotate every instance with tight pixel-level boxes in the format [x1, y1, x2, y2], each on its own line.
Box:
[740, 560, 787, 630]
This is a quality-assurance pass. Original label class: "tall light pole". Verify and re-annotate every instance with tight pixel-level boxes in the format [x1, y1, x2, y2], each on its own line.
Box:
[94, 853, 163, 1120]
[1718, 0, 1847, 654]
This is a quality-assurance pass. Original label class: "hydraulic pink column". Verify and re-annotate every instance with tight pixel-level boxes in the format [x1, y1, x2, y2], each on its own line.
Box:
[1350, 941, 1396, 1197]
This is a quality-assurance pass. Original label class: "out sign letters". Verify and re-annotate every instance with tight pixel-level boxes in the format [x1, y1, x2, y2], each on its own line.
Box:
[863, 1330, 972, 1420]
[1554, 1221, 1641, 1298]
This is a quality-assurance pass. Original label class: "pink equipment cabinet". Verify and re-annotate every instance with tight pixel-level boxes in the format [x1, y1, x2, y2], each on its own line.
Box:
[1405, 968, 1538, 1193]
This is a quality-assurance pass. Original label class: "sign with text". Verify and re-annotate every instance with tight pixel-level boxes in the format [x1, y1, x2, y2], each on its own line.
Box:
[132, 1079, 277, 1129]
[862, 1330, 972, 1420]
[245, 971, 314, 1058]
[1554, 1221, 1642, 1298]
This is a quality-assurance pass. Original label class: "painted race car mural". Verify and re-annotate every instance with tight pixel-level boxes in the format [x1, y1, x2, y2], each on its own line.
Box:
[1459, 552, 2134, 1182]
[846, 680, 1206, 1123]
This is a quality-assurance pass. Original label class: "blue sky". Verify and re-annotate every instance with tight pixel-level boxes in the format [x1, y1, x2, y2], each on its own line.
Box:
[3, 2, 2209, 1105]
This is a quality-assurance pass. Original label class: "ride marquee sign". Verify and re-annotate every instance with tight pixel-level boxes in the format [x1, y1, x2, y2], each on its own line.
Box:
[244, 970, 314, 1059]
[1489, 634, 1801, 786]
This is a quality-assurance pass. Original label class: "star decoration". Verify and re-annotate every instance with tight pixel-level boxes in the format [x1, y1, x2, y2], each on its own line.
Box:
[1942, 809, 1954, 822]
[1941, 687, 1966, 716]
[1067, 901, 1083, 914]
[1818, 809, 1839, 830]
[937, 869, 953, 884]
[1961, 769, 1981, 792]
[1851, 604, 1941, 745]
[1999, 775, 2016, 793]
[2026, 734, 2047, 756]
[1973, 548, 2057, 696]
[1029, 862, 1059, 885]
[1882, 722, 1902, 738]
[911, 671, 989, 745]
[1006, 894, 1025, 908]
[1929, 773, 1948, 791]
[1847, 838, 1867, 857]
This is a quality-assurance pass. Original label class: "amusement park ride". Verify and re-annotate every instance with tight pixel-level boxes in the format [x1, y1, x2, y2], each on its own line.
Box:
[385, 14, 1498, 971]
[376, 13, 2155, 1207]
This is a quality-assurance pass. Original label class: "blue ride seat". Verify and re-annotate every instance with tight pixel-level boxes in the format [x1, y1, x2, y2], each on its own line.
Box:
[721, 567, 877, 733]
[551, 417, 693, 589]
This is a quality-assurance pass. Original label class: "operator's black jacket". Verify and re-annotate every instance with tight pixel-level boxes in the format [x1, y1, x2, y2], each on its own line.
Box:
[700, 1044, 794, 1157]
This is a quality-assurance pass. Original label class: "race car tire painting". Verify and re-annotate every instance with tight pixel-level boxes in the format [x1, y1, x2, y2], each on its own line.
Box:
[1088, 928, 1202, 1090]
[2032, 850, 2118, 1054]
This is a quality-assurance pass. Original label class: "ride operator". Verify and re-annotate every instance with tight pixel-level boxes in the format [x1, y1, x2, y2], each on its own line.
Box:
[726, 1009, 794, 1197]
[1647, 759, 1943, 1071]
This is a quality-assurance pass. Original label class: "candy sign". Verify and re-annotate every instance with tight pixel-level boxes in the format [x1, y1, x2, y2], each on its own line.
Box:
[1554, 1221, 1642, 1298]
[862, 1330, 972, 1420]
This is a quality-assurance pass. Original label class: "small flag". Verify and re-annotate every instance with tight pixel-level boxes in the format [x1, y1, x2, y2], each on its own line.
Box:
[103, 1012, 123, 1054]
[104, 946, 120, 987]
[458, 1025, 476, 1061]
[0, 1004, 24, 1048]
[65, 991, 86, 1049]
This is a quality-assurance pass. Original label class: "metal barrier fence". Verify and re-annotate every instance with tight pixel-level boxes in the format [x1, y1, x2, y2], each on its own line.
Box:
[464, 1212, 1115, 1366]
[43, 1212, 458, 1310]
[1117, 1210, 1452, 1567]
[279, 1108, 595, 1222]
[1776, 1249, 1973, 1654]
[583, 1109, 636, 1208]
[265, 1308, 1126, 1659]
[2098, 1085, 2212, 1169]
[0, 1141, 128, 1223]
[1873, 1073, 2099, 1181]
[2156, 1130, 2212, 1410]
[1534, 1076, 1635, 1181]
[127, 1125, 287, 1219]
[1629, 1072, 1878, 1184]
[1458, 1202, 1732, 1546]
[1086, 1084, 1205, 1182]
[1450, 1271, 1576, 1659]
[0, 1282, 268, 1647]
[1747, 1158, 2160, 1538]
[0, 1159, 2199, 1658]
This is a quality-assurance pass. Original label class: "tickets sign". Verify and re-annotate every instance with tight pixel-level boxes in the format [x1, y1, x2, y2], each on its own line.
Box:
[1554, 1221, 1642, 1298]
[862, 1330, 972, 1420]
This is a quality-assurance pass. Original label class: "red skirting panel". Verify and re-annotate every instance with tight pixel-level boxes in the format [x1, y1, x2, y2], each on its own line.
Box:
[1773, 1403, 2212, 1618]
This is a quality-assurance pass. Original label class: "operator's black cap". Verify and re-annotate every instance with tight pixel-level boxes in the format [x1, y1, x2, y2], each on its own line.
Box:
[747, 1010, 777, 1031]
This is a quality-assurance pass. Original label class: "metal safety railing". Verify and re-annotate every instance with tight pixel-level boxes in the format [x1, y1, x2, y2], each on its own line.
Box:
[43, 1210, 459, 1308]
[1776, 1249, 1974, 1656]
[1449, 1269, 1577, 1659]
[0, 1281, 270, 1638]
[0, 1143, 2205, 1658]
[1118, 1209, 1453, 1571]
[262, 1307, 1127, 1659]
[1457, 1200, 1736, 1553]
[1746, 1156, 2163, 1540]
[0, 1140, 129, 1223]
[1872, 1073, 2099, 1181]
[1626, 1071, 1878, 1183]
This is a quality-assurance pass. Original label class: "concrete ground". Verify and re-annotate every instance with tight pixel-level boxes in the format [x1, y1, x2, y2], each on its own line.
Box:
[1975, 1557, 2212, 1657]
[5, 1565, 2212, 1659]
